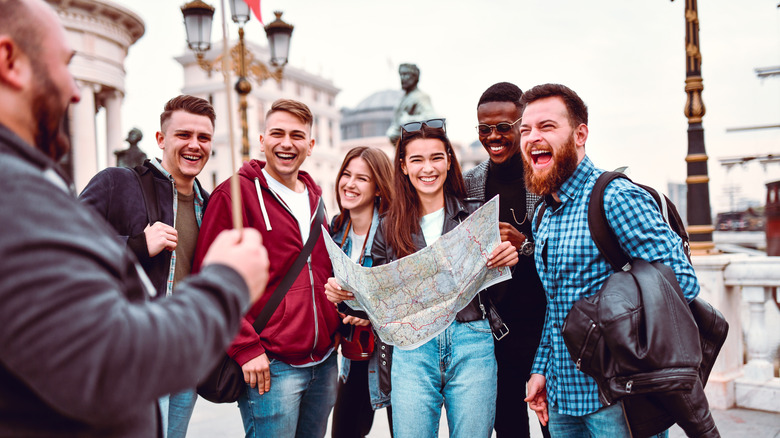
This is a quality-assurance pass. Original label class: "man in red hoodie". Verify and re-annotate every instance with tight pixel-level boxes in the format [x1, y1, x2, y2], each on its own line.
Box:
[193, 99, 340, 437]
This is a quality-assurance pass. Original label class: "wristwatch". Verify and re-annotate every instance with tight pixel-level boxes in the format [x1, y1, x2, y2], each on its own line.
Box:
[519, 233, 534, 256]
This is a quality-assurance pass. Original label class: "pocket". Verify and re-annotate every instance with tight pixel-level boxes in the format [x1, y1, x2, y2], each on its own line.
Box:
[463, 318, 492, 334]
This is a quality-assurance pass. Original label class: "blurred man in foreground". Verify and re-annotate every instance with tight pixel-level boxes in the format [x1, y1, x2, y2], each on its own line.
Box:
[0, 0, 269, 435]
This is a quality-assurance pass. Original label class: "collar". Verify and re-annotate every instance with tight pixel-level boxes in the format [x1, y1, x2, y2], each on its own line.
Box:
[488, 153, 525, 182]
[554, 155, 596, 206]
[444, 193, 471, 221]
[150, 158, 205, 204]
[0, 123, 74, 195]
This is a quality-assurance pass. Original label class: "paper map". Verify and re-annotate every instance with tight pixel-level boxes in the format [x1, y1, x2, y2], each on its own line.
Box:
[324, 196, 510, 349]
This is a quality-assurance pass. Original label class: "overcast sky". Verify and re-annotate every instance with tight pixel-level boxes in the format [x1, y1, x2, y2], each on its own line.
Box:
[112, 0, 780, 213]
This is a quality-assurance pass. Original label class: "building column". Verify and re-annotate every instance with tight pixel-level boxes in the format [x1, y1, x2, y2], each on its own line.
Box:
[71, 80, 98, 192]
[104, 89, 123, 168]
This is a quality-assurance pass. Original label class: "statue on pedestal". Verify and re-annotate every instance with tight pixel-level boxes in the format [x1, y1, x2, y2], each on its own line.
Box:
[115, 127, 147, 168]
[386, 63, 436, 146]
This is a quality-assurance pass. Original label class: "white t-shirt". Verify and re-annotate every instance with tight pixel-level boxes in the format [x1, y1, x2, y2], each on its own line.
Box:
[348, 228, 367, 264]
[263, 169, 311, 242]
[420, 207, 445, 247]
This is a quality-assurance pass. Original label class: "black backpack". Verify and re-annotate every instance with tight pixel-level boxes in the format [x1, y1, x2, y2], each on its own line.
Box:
[588, 171, 691, 270]
[533, 170, 690, 267]
[538, 170, 728, 437]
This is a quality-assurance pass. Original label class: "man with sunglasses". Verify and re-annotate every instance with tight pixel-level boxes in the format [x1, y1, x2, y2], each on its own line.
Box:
[386, 63, 437, 146]
[464, 82, 550, 438]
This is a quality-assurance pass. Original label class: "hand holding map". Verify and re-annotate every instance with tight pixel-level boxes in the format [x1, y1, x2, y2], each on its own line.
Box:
[323, 196, 510, 349]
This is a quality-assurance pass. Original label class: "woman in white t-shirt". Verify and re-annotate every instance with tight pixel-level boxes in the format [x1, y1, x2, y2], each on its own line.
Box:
[326, 120, 518, 437]
[327, 147, 394, 437]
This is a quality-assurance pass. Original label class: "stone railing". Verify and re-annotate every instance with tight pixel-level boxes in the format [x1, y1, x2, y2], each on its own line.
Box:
[693, 255, 780, 413]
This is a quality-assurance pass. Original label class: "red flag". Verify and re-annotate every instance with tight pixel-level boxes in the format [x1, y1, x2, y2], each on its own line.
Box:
[243, 0, 262, 24]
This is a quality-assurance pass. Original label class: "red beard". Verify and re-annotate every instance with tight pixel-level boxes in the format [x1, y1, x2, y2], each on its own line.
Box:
[523, 134, 579, 196]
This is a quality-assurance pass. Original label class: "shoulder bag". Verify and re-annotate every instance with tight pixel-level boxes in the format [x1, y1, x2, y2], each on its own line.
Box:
[197, 199, 326, 403]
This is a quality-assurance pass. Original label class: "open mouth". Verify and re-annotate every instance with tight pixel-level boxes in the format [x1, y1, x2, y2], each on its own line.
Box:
[182, 154, 201, 162]
[530, 149, 552, 166]
[489, 145, 505, 153]
[343, 190, 359, 199]
[276, 152, 296, 161]
[419, 176, 437, 183]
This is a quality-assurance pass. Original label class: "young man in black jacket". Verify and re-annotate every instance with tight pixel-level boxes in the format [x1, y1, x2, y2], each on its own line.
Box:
[80, 95, 216, 437]
[463, 82, 550, 438]
[0, 1, 269, 435]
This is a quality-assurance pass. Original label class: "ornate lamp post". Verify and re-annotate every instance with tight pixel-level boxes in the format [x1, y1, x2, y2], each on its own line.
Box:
[676, 0, 714, 252]
[181, 0, 294, 162]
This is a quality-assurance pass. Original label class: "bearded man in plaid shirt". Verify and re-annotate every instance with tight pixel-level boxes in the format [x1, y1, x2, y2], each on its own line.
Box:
[518, 83, 699, 438]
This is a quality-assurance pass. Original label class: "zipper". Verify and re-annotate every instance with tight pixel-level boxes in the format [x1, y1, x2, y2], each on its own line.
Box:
[308, 255, 318, 361]
[616, 369, 698, 394]
[576, 322, 597, 371]
[478, 294, 486, 319]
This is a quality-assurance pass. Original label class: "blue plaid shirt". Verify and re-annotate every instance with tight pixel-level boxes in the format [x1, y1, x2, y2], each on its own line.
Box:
[530, 155, 699, 416]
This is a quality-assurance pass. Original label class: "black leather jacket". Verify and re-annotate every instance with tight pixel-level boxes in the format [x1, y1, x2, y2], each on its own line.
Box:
[371, 193, 503, 394]
[564, 259, 725, 438]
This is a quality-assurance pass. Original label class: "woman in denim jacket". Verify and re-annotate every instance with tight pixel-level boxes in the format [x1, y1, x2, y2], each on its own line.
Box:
[328, 147, 394, 437]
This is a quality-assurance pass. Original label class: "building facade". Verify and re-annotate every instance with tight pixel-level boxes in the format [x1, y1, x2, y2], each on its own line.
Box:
[177, 40, 341, 211]
[47, 0, 145, 191]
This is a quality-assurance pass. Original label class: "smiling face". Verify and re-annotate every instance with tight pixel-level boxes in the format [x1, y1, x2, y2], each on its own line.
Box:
[338, 156, 378, 214]
[519, 96, 587, 197]
[477, 101, 522, 165]
[260, 110, 315, 189]
[156, 110, 213, 192]
[401, 138, 450, 202]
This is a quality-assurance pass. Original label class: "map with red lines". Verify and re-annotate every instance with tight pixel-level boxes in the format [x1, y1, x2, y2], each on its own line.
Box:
[324, 196, 510, 349]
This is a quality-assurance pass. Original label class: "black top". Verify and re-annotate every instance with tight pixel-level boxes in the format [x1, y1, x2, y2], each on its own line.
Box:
[484, 154, 547, 350]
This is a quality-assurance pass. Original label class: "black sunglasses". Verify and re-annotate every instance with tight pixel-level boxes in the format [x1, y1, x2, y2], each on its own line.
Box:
[401, 118, 447, 135]
[475, 116, 522, 136]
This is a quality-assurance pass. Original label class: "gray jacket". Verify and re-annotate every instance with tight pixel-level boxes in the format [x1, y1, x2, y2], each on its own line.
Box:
[463, 159, 541, 219]
[0, 123, 248, 437]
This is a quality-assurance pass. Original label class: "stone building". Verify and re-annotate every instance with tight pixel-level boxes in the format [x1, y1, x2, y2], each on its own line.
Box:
[46, 0, 144, 190]
[176, 40, 341, 211]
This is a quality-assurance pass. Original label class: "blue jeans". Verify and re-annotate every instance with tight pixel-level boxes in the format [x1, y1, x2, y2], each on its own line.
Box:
[158, 389, 197, 438]
[237, 353, 338, 438]
[391, 319, 497, 438]
[548, 402, 669, 438]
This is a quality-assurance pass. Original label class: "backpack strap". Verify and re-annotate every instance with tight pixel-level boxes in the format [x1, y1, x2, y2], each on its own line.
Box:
[131, 164, 161, 225]
[251, 198, 326, 333]
[588, 172, 632, 272]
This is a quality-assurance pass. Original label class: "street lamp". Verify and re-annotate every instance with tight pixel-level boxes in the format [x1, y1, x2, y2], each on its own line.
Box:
[675, 0, 715, 253]
[181, 0, 294, 162]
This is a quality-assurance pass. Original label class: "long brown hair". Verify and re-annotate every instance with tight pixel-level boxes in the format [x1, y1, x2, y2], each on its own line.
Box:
[385, 126, 465, 258]
[332, 146, 394, 232]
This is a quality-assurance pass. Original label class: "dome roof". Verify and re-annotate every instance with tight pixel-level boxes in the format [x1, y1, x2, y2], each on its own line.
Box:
[352, 89, 403, 112]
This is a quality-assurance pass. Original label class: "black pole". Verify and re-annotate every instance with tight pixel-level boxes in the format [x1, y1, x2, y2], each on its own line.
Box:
[683, 0, 715, 252]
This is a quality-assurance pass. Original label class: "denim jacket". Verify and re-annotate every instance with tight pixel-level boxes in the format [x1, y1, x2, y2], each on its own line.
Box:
[330, 207, 391, 410]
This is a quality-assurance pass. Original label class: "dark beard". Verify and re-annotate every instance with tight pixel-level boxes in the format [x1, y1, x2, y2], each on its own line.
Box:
[31, 69, 70, 161]
[523, 134, 579, 196]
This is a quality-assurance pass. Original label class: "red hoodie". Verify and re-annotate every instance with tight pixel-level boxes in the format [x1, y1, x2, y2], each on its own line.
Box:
[193, 160, 340, 366]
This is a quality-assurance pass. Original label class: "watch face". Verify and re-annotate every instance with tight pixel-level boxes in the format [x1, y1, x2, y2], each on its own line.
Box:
[520, 241, 535, 256]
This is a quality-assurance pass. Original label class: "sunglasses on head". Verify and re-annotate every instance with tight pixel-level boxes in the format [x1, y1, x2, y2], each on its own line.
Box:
[401, 118, 447, 135]
[475, 116, 522, 136]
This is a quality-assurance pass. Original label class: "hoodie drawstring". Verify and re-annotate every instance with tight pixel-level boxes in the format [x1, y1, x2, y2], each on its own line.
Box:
[254, 177, 273, 231]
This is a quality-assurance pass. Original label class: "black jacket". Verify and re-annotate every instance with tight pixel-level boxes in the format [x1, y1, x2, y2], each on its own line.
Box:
[79, 160, 210, 298]
[371, 194, 502, 394]
[563, 259, 725, 437]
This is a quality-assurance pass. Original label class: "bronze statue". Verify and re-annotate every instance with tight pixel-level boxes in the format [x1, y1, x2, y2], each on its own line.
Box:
[386, 63, 436, 145]
[115, 127, 147, 168]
